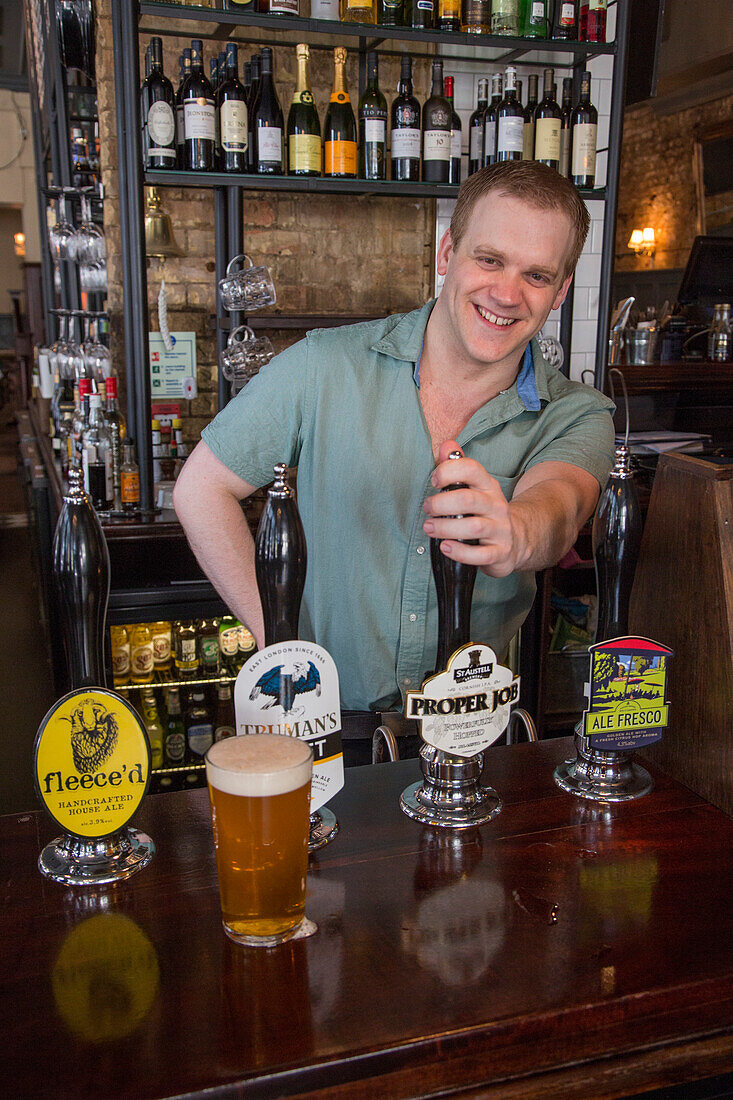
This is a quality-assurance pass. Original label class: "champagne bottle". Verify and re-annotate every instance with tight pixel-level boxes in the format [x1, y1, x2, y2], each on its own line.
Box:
[571, 71, 598, 188]
[522, 71, 538, 160]
[324, 47, 357, 179]
[141, 37, 176, 170]
[444, 76, 462, 187]
[552, 0, 577, 39]
[253, 47, 284, 174]
[184, 38, 216, 171]
[288, 44, 321, 177]
[422, 60, 451, 185]
[461, 0, 491, 32]
[358, 51, 387, 181]
[390, 55, 421, 183]
[175, 48, 191, 169]
[439, 0, 461, 31]
[496, 66, 524, 162]
[218, 42, 248, 173]
[482, 72, 501, 168]
[559, 76, 573, 178]
[340, 0, 377, 22]
[52, 466, 111, 689]
[468, 77, 488, 176]
[534, 67, 561, 171]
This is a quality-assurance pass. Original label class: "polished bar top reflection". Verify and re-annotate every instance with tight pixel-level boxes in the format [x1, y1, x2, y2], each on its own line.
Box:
[2, 737, 733, 1099]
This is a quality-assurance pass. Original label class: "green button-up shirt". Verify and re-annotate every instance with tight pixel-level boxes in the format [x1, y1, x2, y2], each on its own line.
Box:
[203, 301, 615, 711]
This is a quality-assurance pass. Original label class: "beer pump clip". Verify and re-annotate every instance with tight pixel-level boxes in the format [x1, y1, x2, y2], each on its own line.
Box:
[400, 451, 526, 829]
[233, 464, 344, 852]
[36, 469, 155, 885]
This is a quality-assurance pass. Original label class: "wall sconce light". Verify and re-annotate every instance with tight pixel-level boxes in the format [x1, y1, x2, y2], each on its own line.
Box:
[628, 226, 657, 265]
[13, 232, 25, 258]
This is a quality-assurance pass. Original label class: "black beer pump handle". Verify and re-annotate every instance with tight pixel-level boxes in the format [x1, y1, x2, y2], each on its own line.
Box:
[592, 444, 642, 642]
[430, 450, 478, 672]
[254, 463, 307, 646]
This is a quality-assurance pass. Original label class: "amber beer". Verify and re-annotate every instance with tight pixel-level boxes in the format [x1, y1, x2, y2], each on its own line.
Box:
[205, 734, 313, 946]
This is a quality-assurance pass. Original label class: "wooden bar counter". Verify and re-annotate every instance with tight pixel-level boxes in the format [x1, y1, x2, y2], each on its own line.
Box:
[2, 737, 733, 1099]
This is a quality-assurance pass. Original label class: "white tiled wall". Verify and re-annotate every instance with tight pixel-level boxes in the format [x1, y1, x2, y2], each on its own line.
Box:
[434, 35, 615, 385]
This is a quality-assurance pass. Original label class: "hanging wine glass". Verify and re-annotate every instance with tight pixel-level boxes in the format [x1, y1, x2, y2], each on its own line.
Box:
[48, 192, 77, 263]
[74, 190, 105, 264]
[69, 311, 92, 384]
[82, 313, 112, 382]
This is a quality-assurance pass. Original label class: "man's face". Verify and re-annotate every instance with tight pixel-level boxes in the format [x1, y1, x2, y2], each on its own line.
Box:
[436, 191, 575, 373]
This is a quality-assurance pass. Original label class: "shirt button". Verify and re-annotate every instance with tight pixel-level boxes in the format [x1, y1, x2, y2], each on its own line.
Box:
[416, 545, 426, 555]
[404, 677, 411, 685]
[409, 613, 417, 622]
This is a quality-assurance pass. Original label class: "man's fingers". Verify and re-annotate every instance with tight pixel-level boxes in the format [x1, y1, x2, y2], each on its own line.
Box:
[423, 514, 507, 541]
[424, 486, 505, 518]
[436, 538, 513, 573]
[432, 455, 500, 492]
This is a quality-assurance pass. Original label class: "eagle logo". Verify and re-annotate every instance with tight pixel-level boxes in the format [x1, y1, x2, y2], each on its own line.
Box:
[249, 660, 321, 717]
[62, 698, 120, 775]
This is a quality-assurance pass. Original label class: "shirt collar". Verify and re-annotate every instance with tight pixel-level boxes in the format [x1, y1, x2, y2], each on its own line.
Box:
[372, 301, 550, 414]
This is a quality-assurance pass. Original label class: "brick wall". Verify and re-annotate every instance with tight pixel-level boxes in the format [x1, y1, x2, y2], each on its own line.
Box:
[614, 91, 733, 273]
[95, 4, 435, 441]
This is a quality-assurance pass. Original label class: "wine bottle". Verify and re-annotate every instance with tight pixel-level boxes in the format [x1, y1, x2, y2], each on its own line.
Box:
[559, 76, 573, 178]
[482, 72, 501, 168]
[210, 56, 219, 92]
[247, 53, 261, 172]
[340, 0, 377, 22]
[358, 51, 387, 181]
[571, 71, 598, 188]
[210, 58, 221, 162]
[533, 67, 561, 171]
[444, 76, 461, 187]
[496, 66, 524, 162]
[439, 0, 461, 32]
[491, 0, 518, 35]
[522, 72, 538, 160]
[552, 0, 577, 39]
[468, 77, 488, 176]
[270, 0, 299, 14]
[408, 0, 435, 29]
[175, 48, 191, 169]
[253, 47, 284, 175]
[311, 0, 340, 15]
[390, 54, 421, 183]
[287, 43, 321, 177]
[184, 39, 216, 171]
[218, 42, 248, 173]
[579, 0, 606, 43]
[52, 466, 111, 690]
[324, 47, 357, 179]
[141, 37, 176, 170]
[380, 0, 403, 25]
[243, 60, 252, 108]
[461, 0, 491, 32]
[522, 0, 547, 37]
[422, 60, 451, 184]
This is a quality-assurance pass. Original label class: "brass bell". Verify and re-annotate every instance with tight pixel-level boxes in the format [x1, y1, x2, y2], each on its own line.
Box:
[144, 187, 183, 259]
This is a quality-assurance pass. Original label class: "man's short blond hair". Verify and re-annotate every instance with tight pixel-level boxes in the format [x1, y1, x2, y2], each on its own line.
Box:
[449, 161, 591, 281]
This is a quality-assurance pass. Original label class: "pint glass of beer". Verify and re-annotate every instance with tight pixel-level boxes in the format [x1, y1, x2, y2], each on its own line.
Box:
[205, 734, 313, 946]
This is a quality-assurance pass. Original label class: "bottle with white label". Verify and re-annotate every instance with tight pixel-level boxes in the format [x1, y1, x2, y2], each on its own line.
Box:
[523, 0, 547, 37]
[81, 394, 113, 512]
[311, 0, 340, 16]
[184, 39, 216, 171]
[552, 0, 577, 39]
[358, 51, 387, 181]
[482, 72, 502, 168]
[533, 67, 561, 171]
[496, 66, 524, 162]
[422, 60, 451, 184]
[571, 70, 598, 188]
[468, 78, 488, 176]
[390, 54, 421, 183]
[288, 44, 321, 177]
[443, 75, 461, 187]
[217, 42, 247, 172]
[186, 692, 213, 760]
[253, 47, 284, 174]
[141, 36, 176, 170]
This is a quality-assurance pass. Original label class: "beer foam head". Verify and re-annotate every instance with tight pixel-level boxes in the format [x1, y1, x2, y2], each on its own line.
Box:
[206, 734, 312, 797]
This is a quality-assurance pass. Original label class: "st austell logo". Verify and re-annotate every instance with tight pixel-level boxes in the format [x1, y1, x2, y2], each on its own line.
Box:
[61, 698, 120, 774]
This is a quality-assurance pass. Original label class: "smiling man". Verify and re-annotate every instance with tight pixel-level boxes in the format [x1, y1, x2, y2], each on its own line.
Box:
[174, 161, 615, 756]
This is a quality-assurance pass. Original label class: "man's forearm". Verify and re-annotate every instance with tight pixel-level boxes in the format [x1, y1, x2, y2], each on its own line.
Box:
[175, 484, 265, 648]
[507, 478, 594, 574]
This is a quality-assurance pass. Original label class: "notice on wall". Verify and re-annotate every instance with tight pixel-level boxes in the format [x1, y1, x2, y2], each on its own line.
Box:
[149, 332, 197, 399]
